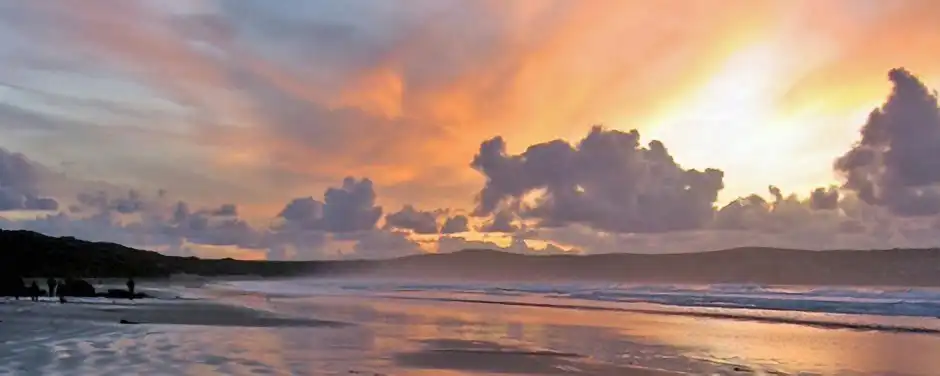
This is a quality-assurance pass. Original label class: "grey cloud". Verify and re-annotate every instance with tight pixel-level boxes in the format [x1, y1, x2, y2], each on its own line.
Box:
[713, 194, 771, 231]
[276, 177, 382, 233]
[24, 195, 58, 211]
[260, 229, 328, 260]
[437, 235, 573, 255]
[76, 189, 153, 214]
[768, 185, 784, 202]
[713, 186, 850, 235]
[277, 197, 323, 227]
[384, 205, 439, 234]
[0, 165, 401, 260]
[0, 147, 58, 211]
[472, 126, 724, 233]
[809, 186, 840, 210]
[351, 230, 424, 259]
[481, 210, 519, 233]
[320, 177, 383, 232]
[529, 221, 919, 256]
[838, 220, 867, 234]
[208, 203, 238, 217]
[440, 214, 469, 234]
[262, 177, 397, 259]
[113, 190, 146, 214]
[835, 68, 940, 216]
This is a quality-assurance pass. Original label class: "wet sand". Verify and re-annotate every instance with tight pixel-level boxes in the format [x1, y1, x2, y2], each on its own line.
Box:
[3, 287, 940, 375]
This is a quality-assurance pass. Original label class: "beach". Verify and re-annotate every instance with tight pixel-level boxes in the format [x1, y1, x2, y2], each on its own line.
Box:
[3, 280, 940, 375]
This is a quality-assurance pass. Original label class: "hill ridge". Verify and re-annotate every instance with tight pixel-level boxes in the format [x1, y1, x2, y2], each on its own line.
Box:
[3, 229, 940, 286]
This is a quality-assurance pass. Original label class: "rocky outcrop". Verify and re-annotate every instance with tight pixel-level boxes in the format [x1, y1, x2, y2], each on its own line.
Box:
[0, 276, 24, 297]
[60, 278, 96, 297]
[100, 289, 150, 300]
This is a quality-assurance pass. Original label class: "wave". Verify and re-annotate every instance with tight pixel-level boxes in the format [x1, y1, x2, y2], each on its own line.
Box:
[214, 279, 940, 327]
[370, 294, 940, 334]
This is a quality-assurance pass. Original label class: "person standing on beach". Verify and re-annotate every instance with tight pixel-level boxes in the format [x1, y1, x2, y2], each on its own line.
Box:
[57, 280, 67, 303]
[46, 277, 56, 298]
[28, 281, 40, 302]
[126, 277, 136, 300]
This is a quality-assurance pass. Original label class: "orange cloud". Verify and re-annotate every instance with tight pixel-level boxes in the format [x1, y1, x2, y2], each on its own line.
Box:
[19, 0, 940, 222]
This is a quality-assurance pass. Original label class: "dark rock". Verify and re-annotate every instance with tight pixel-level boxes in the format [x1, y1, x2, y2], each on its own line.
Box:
[60, 278, 96, 297]
[0, 276, 25, 297]
[100, 289, 150, 300]
[119, 319, 139, 324]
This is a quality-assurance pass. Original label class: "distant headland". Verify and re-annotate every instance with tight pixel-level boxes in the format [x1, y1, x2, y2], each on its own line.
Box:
[2, 229, 940, 286]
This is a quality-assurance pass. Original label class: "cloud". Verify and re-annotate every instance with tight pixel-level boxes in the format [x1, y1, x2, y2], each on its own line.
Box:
[809, 186, 840, 210]
[162, 201, 261, 248]
[321, 177, 383, 232]
[76, 189, 151, 214]
[1, 0, 805, 217]
[351, 230, 424, 259]
[713, 185, 849, 234]
[275, 177, 382, 233]
[437, 235, 572, 255]
[835, 68, 940, 216]
[209, 203, 238, 217]
[0, 158, 410, 260]
[440, 214, 469, 234]
[384, 205, 439, 234]
[472, 126, 724, 233]
[276, 197, 322, 227]
[480, 210, 519, 233]
[3, 0, 940, 261]
[0, 148, 59, 211]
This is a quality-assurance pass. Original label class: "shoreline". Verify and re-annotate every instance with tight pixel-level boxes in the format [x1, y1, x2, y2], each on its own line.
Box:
[6, 280, 940, 375]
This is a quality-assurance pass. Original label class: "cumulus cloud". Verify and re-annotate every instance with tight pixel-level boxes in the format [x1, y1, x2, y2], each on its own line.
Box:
[275, 177, 382, 233]
[835, 68, 940, 216]
[351, 230, 424, 259]
[209, 203, 238, 217]
[162, 201, 260, 248]
[713, 185, 849, 234]
[276, 197, 322, 228]
[321, 177, 383, 232]
[440, 214, 470, 234]
[472, 126, 724, 233]
[809, 186, 840, 210]
[480, 211, 519, 233]
[0, 162, 410, 260]
[437, 235, 573, 255]
[75, 189, 153, 214]
[10, 64, 940, 260]
[384, 205, 439, 234]
[0, 148, 59, 211]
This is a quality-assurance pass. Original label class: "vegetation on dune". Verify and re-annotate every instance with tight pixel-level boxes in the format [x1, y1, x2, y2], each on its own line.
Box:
[0, 229, 342, 278]
[3, 229, 940, 287]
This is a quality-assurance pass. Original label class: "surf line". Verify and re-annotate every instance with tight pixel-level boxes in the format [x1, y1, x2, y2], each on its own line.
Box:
[367, 294, 940, 335]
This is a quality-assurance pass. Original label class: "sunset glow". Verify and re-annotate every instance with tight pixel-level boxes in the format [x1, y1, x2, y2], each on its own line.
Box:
[1, 0, 940, 259]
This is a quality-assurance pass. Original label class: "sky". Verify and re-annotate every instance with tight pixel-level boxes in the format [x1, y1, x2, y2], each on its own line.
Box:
[2, 0, 940, 260]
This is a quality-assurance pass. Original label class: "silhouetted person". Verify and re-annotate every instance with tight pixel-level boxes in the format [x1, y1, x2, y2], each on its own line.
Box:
[127, 277, 136, 300]
[28, 281, 40, 302]
[46, 278, 56, 298]
[57, 280, 67, 303]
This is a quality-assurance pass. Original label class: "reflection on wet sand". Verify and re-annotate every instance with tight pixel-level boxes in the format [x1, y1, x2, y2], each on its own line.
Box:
[395, 339, 674, 375]
[263, 294, 940, 375]
[7, 287, 939, 375]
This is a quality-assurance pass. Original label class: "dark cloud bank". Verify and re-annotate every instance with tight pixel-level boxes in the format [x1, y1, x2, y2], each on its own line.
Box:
[3, 68, 940, 259]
